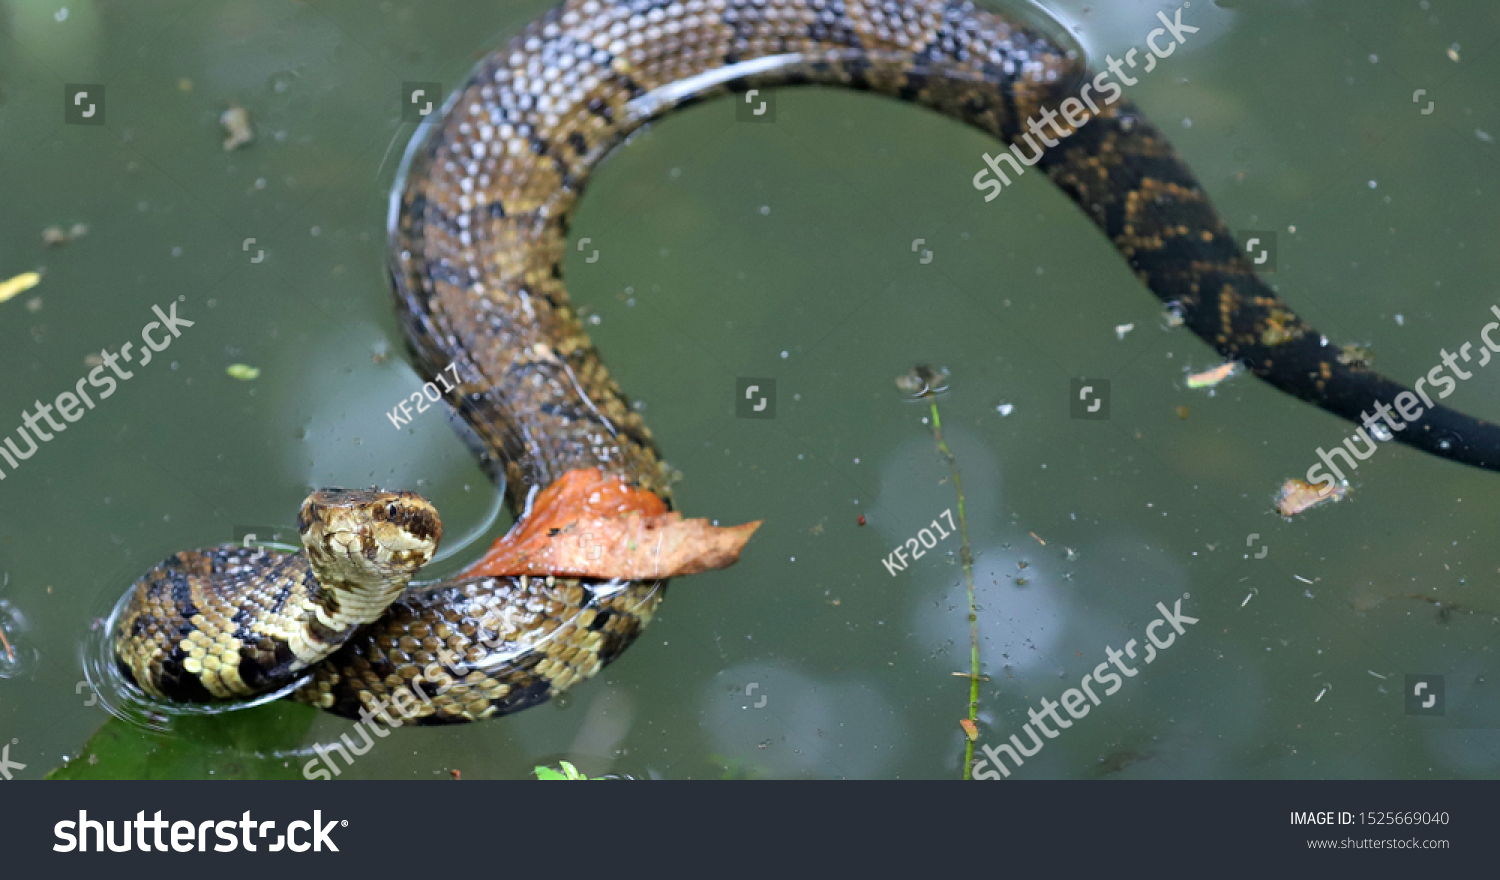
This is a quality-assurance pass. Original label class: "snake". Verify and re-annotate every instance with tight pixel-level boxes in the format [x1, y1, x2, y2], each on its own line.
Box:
[113, 0, 1500, 724]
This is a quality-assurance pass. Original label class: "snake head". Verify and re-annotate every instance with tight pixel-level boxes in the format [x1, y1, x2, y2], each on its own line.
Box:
[298, 488, 443, 587]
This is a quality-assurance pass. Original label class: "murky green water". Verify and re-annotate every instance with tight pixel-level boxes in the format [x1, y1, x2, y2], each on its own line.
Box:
[3, 0, 1500, 779]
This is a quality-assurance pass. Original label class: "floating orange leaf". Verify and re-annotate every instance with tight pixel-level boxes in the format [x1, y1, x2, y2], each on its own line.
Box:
[959, 718, 979, 741]
[462, 468, 760, 580]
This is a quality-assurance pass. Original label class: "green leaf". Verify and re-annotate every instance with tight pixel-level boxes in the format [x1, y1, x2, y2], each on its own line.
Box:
[533, 760, 590, 780]
[47, 702, 318, 780]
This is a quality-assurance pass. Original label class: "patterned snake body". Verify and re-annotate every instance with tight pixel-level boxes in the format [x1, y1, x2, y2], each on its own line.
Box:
[115, 0, 1500, 723]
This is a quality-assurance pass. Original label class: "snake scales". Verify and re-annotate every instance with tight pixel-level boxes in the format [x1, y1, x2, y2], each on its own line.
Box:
[115, 0, 1500, 724]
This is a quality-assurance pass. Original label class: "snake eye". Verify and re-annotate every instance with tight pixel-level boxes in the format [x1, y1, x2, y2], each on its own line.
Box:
[386, 502, 399, 520]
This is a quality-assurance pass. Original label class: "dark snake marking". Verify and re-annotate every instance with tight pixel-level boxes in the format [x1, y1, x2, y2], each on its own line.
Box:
[125, 0, 1500, 724]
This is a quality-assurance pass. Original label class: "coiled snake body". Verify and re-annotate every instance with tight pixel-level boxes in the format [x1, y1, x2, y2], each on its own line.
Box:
[115, 0, 1500, 723]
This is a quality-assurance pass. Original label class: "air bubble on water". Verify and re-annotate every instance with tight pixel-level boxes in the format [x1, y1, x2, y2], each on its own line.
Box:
[1368, 180, 1377, 189]
[996, 403, 1014, 416]
[268, 70, 296, 94]
[55, 7, 68, 22]
[170, 246, 182, 257]
[780, 351, 788, 359]
[1181, 117, 1192, 128]
[588, 314, 601, 325]
[0, 599, 39, 679]
[1395, 314, 1404, 326]
[254, 178, 267, 190]
[759, 205, 770, 215]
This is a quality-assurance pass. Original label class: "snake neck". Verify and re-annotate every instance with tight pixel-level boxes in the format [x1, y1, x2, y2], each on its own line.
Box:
[302, 564, 412, 631]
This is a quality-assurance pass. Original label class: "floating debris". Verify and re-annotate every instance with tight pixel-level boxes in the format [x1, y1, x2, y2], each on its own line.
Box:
[1186, 362, 1237, 389]
[0, 271, 41, 303]
[1259, 307, 1304, 346]
[1115, 322, 1135, 340]
[1337, 344, 1375, 367]
[1029, 531, 1046, 546]
[995, 402, 1014, 416]
[1276, 478, 1350, 518]
[42, 222, 88, 247]
[895, 364, 949, 399]
[1241, 589, 1257, 607]
[1447, 43, 1461, 63]
[221, 104, 253, 151]
[1315, 683, 1330, 703]
[958, 718, 979, 741]
[226, 363, 261, 380]
[1175, 405, 1190, 420]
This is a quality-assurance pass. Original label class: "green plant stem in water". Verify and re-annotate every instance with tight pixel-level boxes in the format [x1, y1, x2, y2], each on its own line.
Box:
[927, 398, 980, 780]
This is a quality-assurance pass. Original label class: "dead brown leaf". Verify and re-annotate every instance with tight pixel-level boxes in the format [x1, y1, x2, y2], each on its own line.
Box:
[462, 468, 760, 580]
